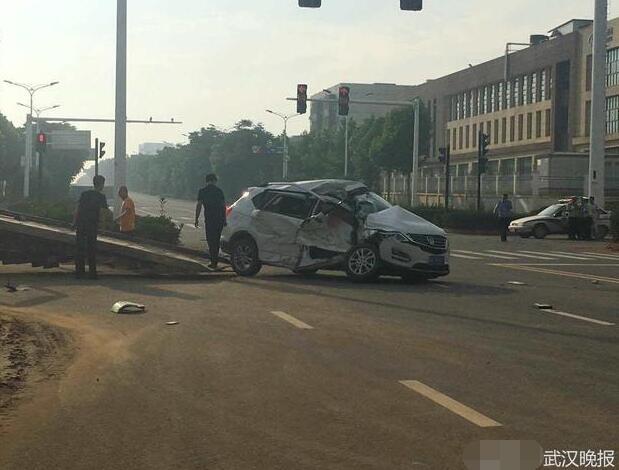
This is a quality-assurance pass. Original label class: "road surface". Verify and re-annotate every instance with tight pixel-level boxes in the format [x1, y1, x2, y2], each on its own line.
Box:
[0, 192, 616, 469]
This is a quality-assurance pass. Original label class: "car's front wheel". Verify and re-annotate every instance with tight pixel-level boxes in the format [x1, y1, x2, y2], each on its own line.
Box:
[230, 236, 262, 276]
[345, 244, 380, 282]
[533, 224, 548, 239]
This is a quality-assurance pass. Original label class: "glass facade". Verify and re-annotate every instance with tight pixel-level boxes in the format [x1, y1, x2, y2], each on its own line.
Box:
[607, 95, 619, 135]
[608, 48, 619, 87]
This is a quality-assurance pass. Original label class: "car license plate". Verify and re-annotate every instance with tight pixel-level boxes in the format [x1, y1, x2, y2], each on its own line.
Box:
[429, 256, 445, 265]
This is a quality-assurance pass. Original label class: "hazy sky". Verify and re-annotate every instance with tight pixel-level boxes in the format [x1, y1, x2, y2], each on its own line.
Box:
[1, 0, 616, 157]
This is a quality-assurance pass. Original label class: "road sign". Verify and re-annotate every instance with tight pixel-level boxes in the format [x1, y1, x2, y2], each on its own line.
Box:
[49, 130, 91, 151]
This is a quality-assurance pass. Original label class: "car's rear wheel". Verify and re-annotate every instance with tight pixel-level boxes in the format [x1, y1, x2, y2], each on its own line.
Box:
[595, 225, 609, 240]
[345, 244, 380, 282]
[519, 234, 531, 239]
[230, 236, 262, 276]
[533, 224, 548, 239]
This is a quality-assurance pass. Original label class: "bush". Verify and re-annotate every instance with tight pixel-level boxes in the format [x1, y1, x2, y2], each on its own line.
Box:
[405, 206, 524, 233]
[134, 215, 183, 245]
[8, 199, 75, 224]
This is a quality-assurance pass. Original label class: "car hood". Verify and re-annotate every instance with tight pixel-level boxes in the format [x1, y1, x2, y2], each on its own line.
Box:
[365, 206, 446, 236]
[511, 215, 547, 225]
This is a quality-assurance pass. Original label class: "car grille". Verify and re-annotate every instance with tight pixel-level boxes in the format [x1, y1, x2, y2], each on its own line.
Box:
[408, 234, 448, 251]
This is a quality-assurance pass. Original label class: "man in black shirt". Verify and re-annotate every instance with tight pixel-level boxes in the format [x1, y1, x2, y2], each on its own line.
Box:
[195, 173, 226, 269]
[74, 175, 109, 279]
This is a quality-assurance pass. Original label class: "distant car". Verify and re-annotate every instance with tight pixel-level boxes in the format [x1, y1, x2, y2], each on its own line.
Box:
[509, 198, 611, 239]
[221, 180, 450, 282]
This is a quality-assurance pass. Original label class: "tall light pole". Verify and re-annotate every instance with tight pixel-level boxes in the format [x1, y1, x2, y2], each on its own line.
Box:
[115, 0, 128, 215]
[589, 0, 608, 207]
[4, 80, 59, 198]
[411, 97, 421, 207]
[266, 110, 301, 180]
[17, 103, 61, 119]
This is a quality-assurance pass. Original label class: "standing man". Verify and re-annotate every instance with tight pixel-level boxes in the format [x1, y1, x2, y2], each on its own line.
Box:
[567, 196, 579, 240]
[73, 175, 109, 279]
[115, 186, 136, 236]
[195, 174, 226, 269]
[494, 194, 513, 242]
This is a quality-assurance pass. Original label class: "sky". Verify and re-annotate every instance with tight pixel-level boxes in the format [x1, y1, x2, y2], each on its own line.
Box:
[1, 0, 617, 158]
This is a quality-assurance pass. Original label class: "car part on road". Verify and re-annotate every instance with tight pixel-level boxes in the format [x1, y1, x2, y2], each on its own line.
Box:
[346, 244, 380, 282]
[166, 321, 179, 326]
[533, 224, 548, 239]
[534, 303, 553, 310]
[507, 281, 527, 286]
[111, 301, 146, 314]
[230, 236, 262, 276]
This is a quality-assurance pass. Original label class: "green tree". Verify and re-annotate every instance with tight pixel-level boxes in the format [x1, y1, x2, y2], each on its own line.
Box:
[0, 112, 25, 198]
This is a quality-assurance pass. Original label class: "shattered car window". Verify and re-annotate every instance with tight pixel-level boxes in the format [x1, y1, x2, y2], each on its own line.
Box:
[353, 192, 392, 218]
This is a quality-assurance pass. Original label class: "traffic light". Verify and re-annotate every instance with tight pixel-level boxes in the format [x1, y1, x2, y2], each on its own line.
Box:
[438, 147, 449, 164]
[99, 141, 106, 159]
[338, 86, 350, 116]
[36, 132, 47, 154]
[400, 0, 423, 10]
[299, 0, 321, 7]
[478, 132, 490, 174]
[297, 84, 308, 114]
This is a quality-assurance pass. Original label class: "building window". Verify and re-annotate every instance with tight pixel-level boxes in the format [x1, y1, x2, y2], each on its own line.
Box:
[470, 91, 476, 118]
[465, 125, 470, 148]
[453, 127, 457, 148]
[606, 95, 619, 134]
[523, 75, 529, 106]
[518, 114, 524, 140]
[514, 78, 520, 107]
[482, 87, 488, 114]
[586, 55, 593, 92]
[531, 72, 538, 104]
[548, 68, 553, 100]
[536, 110, 542, 138]
[472, 123, 477, 147]
[502, 117, 507, 143]
[607, 48, 619, 87]
[459, 126, 464, 149]
[545, 109, 552, 136]
[498, 82, 504, 111]
[477, 88, 483, 115]
[506, 81, 512, 109]
[493, 119, 499, 144]
[487, 121, 492, 141]
[490, 84, 496, 113]
[526, 112, 533, 139]
[510, 116, 516, 142]
[541, 69, 547, 101]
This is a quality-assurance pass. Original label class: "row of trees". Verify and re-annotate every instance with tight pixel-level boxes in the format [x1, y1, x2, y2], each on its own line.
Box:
[127, 105, 431, 202]
[0, 111, 90, 200]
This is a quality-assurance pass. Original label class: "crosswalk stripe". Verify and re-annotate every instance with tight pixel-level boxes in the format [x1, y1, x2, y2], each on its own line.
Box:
[542, 309, 615, 326]
[581, 252, 619, 260]
[548, 251, 600, 259]
[453, 250, 519, 260]
[271, 311, 314, 330]
[491, 264, 619, 284]
[520, 251, 592, 260]
[487, 250, 555, 260]
[451, 253, 482, 260]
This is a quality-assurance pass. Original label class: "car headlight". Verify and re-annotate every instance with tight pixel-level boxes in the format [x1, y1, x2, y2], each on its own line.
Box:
[382, 231, 410, 242]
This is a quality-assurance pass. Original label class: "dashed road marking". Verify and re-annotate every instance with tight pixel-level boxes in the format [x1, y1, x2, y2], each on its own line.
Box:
[540, 309, 615, 326]
[453, 250, 518, 260]
[270, 311, 314, 330]
[400, 380, 502, 428]
[491, 264, 619, 284]
[451, 253, 482, 260]
[519, 251, 592, 260]
[581, 252, 619, 260]
[487, 250, 555, 260]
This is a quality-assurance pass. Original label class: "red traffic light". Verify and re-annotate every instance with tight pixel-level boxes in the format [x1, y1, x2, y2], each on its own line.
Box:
[297, 84, 308, 114]
[37, 132, 47, 144]
[338, 86, 350, 116]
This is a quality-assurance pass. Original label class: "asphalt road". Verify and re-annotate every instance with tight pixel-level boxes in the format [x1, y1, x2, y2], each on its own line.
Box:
[0, 193, 617, 469]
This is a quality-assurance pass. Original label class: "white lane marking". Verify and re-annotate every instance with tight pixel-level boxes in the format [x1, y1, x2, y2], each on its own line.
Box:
[541, 309, 615, 326]
[501, 263, 619, 267]
[453, 250, 518, 260]
[487, 250, 555, 260]
[520, 251, 592, 260]
[400, 380, 502, 428]
[451, 253, 482, 260]
[491, 264, 619, 284]
[548, 251, 600, 259]
[270, 311, 314, 330]
[581, 252, 619, 260]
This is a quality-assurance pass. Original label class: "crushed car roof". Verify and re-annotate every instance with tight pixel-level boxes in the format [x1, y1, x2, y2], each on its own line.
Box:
[265, 180, 368, 197]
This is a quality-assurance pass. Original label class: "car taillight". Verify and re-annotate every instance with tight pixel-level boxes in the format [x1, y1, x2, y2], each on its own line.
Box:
[226, 206, 233, 218]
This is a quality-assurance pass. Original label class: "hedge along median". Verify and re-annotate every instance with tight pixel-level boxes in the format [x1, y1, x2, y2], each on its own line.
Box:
[8, 199, 183, 245]
[403, 206, 526, 235]
[608, 202, 619, 242]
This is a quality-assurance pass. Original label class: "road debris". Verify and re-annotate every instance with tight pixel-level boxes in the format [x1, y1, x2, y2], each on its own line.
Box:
[111, 301, 146, 314]
[165, 321, 179, 326]
[507, 281, 527, 286]
[534, 303, 553, 310]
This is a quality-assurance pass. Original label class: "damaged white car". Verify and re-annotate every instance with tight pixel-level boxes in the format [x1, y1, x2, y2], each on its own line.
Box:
[221, 180, 449, 282]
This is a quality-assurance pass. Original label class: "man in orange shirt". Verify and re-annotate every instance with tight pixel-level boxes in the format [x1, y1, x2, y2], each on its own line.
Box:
[115, 186, 136, 235]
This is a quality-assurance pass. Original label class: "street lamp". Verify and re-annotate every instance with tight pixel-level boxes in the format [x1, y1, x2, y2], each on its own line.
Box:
[4, 80, 59, 198]
[266, 110, 301, 180]
[17, 103, 61, 118]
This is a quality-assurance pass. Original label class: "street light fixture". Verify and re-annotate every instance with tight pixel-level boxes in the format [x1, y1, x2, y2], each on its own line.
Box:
[17, 103, 61, 118]
[4, 79, 60, 198]
[265, 110, 301, 180]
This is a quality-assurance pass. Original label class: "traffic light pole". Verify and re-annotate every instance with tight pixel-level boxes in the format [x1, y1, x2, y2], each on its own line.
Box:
[115, 0, 128, 215]
[95, 138, 100, 177]
[444, 145, 451, 210]
[411, 98, 420, 207]
[344, 116, 349, 177]
[589, 0, 608, 208]
[477, 132, 482, 212]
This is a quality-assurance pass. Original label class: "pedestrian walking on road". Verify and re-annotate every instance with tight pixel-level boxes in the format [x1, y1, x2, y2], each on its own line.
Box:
[73, 175, 109, 279]
[580, 196, 596, 241]
[195, 174, 226, 269]
[567, 196, 579, 240]
[494, 194, 513, 242]
[115, 186, 136, 236]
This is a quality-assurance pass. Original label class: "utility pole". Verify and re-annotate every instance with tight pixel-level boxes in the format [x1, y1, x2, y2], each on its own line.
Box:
[410, 98, 420, 207]
[344, 116, 349, 177]
[444, 146, 451, 210]
[589, 0, 608, 208]
[115, 0, 128, 215]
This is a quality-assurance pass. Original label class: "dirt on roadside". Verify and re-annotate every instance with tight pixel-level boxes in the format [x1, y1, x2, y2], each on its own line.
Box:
[0, 313, 72, 414]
